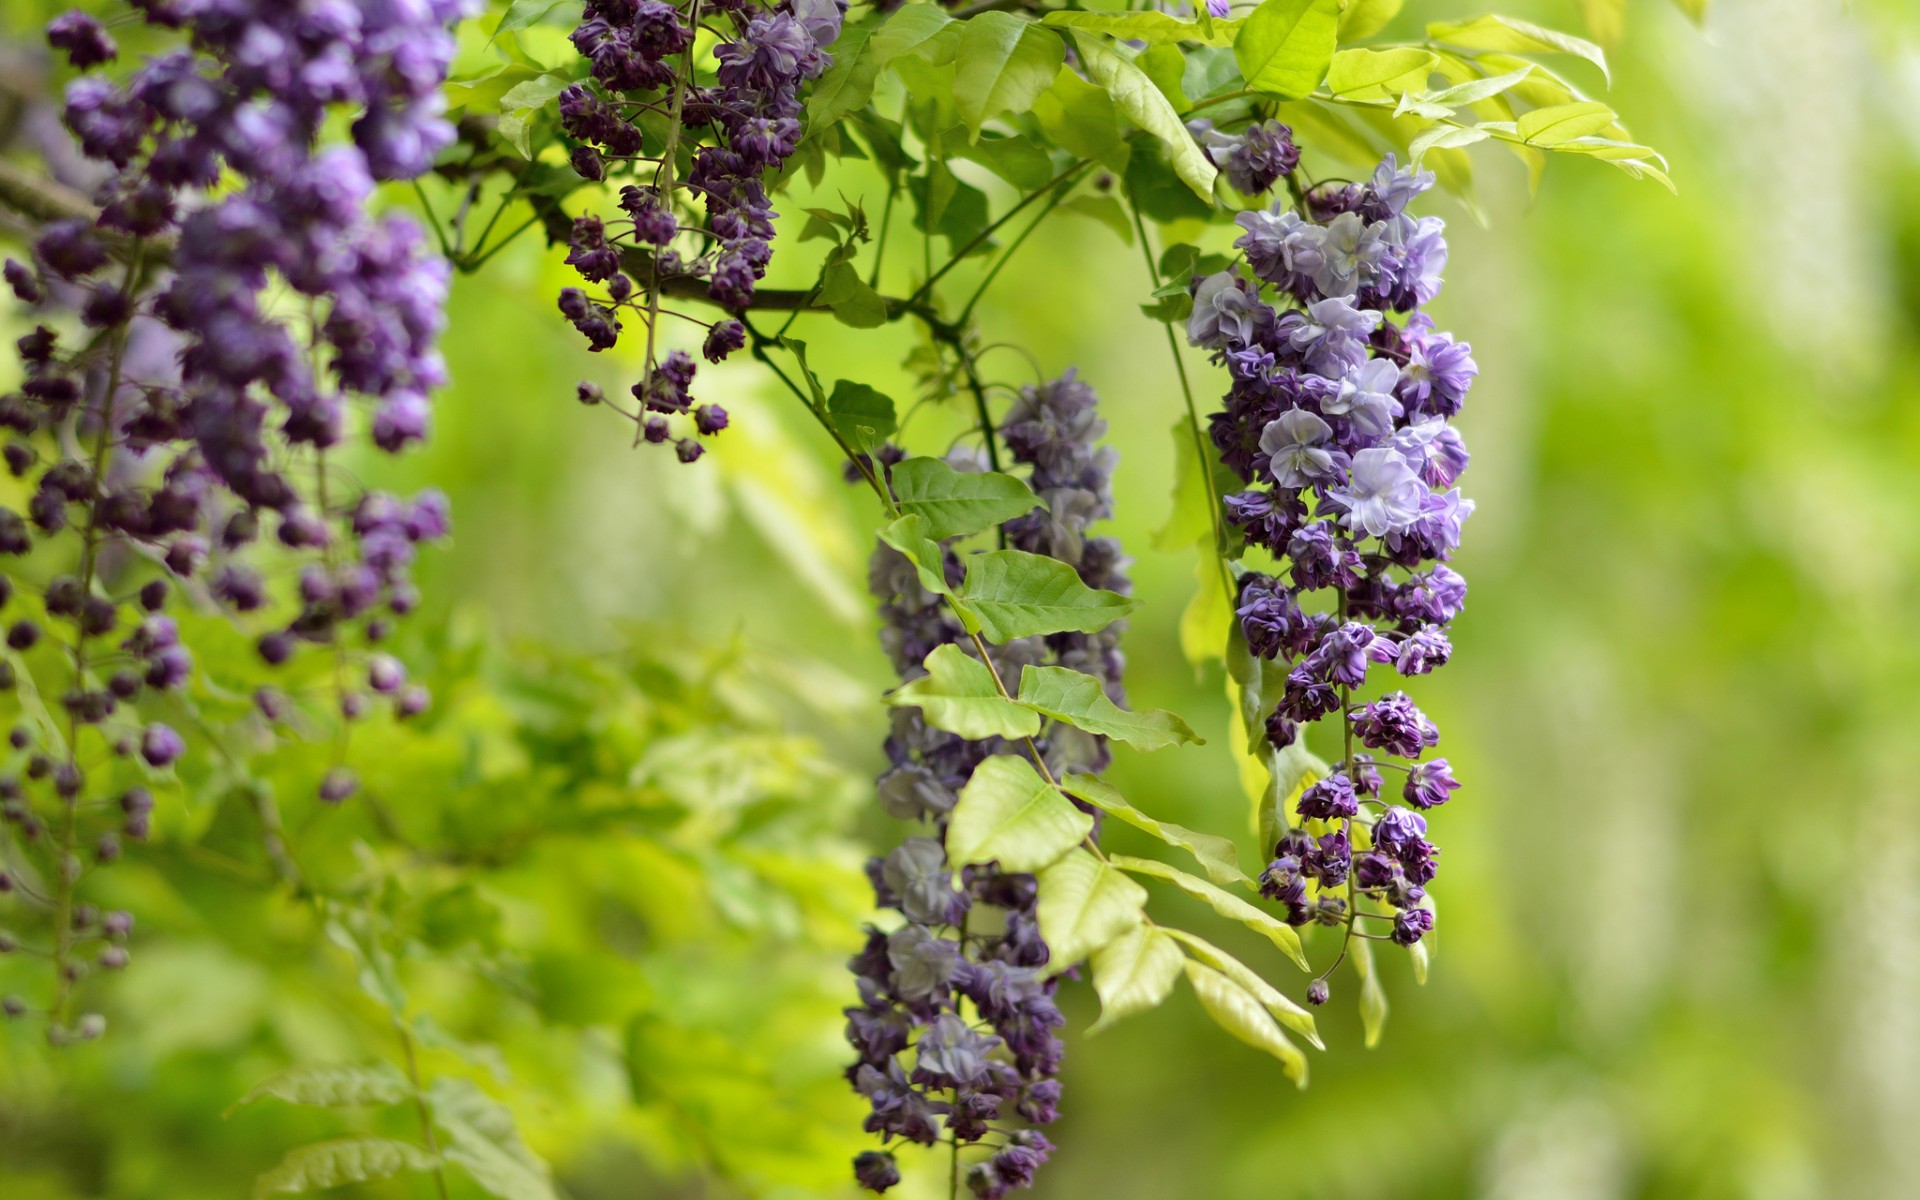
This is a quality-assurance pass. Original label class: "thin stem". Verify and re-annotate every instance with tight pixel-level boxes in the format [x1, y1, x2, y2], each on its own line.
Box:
[907, 160, 1091, 310]
[869, 176, 898, 290]
[411, 180, 454, 261]
[955, 183, 1070, 326]
[51, 249, 139, 1026]
[398, 1023, 453, 1200]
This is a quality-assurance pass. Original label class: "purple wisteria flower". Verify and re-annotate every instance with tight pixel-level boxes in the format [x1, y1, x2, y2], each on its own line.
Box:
[1195, 155, 1477, 973]
[846, 374, 1128, 1195]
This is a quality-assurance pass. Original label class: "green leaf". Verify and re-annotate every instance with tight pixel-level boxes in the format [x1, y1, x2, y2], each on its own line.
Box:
[1073, 34, 1218, 202]
[492, 0, 566, 40]
[1033, 67, 1130, 171]
[254, 1139, 440, 1198]
[499, 75, 569, 113]
[887, 644, 1042, 740]
[1088, 925, 1185, 1032]
[231, 1065, 411, 1115]
[954, 13, 1066, 138]
[1337, 0, 1403, 40]
[1040, 11, 1241, 47]
[1409, 124, 1491, 162]
[1017, 666, 1200, 752]
[1352, 933, 1388, 1047]
[1138, 43, 1192, 113]
[869, 5, 959, 66]
[818, 262, 888, 328]
[1403, 63, 1535, 113]
[950, 133, 1056, 189]
[957, 549, 1137, 643]
[825, 380, 897, 455]
[946, 754, 1093, 872]
[1110, 854, 1308, 970]
[1036, 848, 1149, 973]
[1234, 0, 1340, 100]
[877, 515, 957, 602]
[889, 458, 1039, 541]
[1515, 100, 1618, 145]
[1576, 0, 1626, 46]
[1061, 773, 1243, 886]
[1183, 959, 1308, 1085]
[1324, 47, 1438, 98]
[1164, 927, 1320, 1043]
[430, 1079, 555, 1200]
[809, 23, 883, 129]
[1058, 194, 1134, 244]
[1426, 14, 1610, 87]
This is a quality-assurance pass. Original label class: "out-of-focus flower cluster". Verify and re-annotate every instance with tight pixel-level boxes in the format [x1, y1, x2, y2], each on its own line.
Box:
[1189, 156, 1476, 964]
[0, 1, 468, 1038]
[845, 374, 1131, 1196]
[558, 0, 845, 461]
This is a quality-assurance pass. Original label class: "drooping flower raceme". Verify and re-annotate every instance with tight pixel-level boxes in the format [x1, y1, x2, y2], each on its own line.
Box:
[846, 374, 1129, 1196]
[1, 1, 467, 1038]
[557, 0, 842, 462]
[1191, 156, 1477, 977]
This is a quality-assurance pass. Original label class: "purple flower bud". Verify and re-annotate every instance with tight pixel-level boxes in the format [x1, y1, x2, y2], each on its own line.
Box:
[319, 767, 358, 804]
[140, 723, 185, 767]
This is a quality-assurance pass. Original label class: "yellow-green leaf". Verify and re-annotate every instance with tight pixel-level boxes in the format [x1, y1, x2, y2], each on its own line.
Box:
[1324, 47, 1438, 98]
[1352, 933, 1388, 1047]
[888, 644, 1042, 740]
[954, 13, 1067, 138]
[1110, 853, 1308, 970]
[1061, 772, 1245, 886]
[1089, 925, 1185, 1032]
[1426, 14, 1610, 87]
[1337, 0, 1403, 40]
[1074, 34, 1218, 201]
[1164, 927, 1322, 1046]
[877, 514, 957, 603]
[1041, 11, 1242, 47]
[1516, 100, 1617, 145]
[957, 549, 1137, 643]
[1234, 0, 1340, 100]
[947, 754, 1093, 872]
[1036, 848, 1149, 973]
[254, 1139, 440, 1198]
[1016, 665, 1201, 751]
[231, 1065, 412, 1115]
[1183, 959, 1308, 1085]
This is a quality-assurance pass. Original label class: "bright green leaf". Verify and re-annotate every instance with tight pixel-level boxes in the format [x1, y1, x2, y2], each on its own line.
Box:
[954, 13, 1067, 138]
[889, 458, 1039, 541]
[1183, 959, 1308, 1085]
[1426, 14, 1610, 87]
[1036, 848, 1149, 973]
[1074, 34, 1218, 202]
[1040, 11, 1242, 47]
[946, 754, 1093, 872]
[950, 133, 1055, 189]
[1409, 123, 1491, 162]
[869, 5, 959, 66]
[1234, 0, 1340, 100]
[430, 1079, 554, 1200]
[1325, 47, 1438, 98]
[498, 75, 568, 113]
[492, 0, 566, 40]
[1337, 0, 1403, 40]
[254, 1139, 440, 1198]
[957, 549, 1137, 642]
[1033, 66, 1130, 171]
[1516, 100, 1619, 145]
[887, 644, 1042, 740]
[809, 24, 883, 129]
[1352, 933, 1389, 1047]
[1061, 772, 1244, 886]
[1166, 927, 1322, 1046]
[1088, 925, 1185, 1032]
[1138, 43, 1192, 113]
[877, 514, 958, 602]
[1111, 854, 1308, 970]
[1017, 665, 1200, 752]
[230, 1065, 411, 1115]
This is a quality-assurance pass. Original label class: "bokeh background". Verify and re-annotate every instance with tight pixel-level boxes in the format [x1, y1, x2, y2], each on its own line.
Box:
[6, 0, 1920, 1197]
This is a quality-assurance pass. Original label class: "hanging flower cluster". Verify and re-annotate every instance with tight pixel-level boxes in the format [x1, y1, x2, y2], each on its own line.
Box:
[557, 0, 843, 461]
[1190, 155, 1476, 963]
[0, 0, 467, 1037]
[845, 374, 1130, 1196]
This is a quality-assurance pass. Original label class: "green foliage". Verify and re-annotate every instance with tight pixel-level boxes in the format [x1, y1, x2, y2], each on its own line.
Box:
[1035, 849, 1150, 973]
[954, 13, 1066, 138]
[1235, 0, 1342, 99]
[957, 549, 1137, 642]
[887, 644, 1042, 740]
[252, 1139, 442, 1198]
[945, 754, 1094, 872]
[1016, 666, 1201, 751]
[887, 457, 1038, 540]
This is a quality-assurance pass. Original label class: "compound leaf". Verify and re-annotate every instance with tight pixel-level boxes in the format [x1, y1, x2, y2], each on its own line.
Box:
[1017, 666, 1201, 752]
[1061, 773, 1244, 886]
[957, 550, 1136, 643]
[889, 457, 1038, 540]
[947, 754, 1092, 872]
[254, 1139, 439, 1198]
[1111, 854, 1308, 970]
[1089, 924, 1185, 1032]
[1183, 959, 1308, 1085]
[1036, 848, 1149, 973]
[888, 644, 1042, 740]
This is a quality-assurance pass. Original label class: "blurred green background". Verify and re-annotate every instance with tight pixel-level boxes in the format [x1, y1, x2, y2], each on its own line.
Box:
[7, 0, 1920, 1197]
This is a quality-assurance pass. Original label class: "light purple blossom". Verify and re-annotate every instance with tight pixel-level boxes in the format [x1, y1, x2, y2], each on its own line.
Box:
[1331, 447, 1425, 537]
[1258, 408, 1344, 488]
[1322, 357, 1402, 442]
